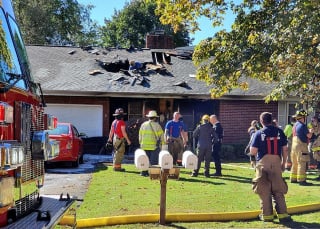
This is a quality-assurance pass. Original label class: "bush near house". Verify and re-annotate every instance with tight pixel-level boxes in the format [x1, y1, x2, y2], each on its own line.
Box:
[221, 143, 248, 160]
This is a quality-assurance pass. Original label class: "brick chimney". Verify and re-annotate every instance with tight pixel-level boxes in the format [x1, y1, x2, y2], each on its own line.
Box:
[146, 31, 174, 49]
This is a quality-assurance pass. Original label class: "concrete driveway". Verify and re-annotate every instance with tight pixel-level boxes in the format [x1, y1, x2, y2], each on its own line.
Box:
[40, 154, 112, 199]
[40, 154, 133, 200]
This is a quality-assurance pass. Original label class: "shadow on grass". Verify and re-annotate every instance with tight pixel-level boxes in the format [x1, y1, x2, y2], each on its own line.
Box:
[95, 162, 109, 170]
[177, 172, 253, 185]
[160, 223, 188, 228]
[178, 177, 225, 185]
[123, 170, 144, 175]
[277, 219, 320, 228]
[218, 174, 253, 184]
[153, 220, 320, 229]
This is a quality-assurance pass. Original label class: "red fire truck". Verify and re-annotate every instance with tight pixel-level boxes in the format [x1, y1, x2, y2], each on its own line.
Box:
[0, 0, 74, 228]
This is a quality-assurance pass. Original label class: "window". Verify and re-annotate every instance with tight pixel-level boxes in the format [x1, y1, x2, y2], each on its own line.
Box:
[0, 8, 27, 90]
[287, 103, 303, 124]
[47, 124, 69, 135]
[8, 15, 39, 94]
[128, 101, 143, 120]
[71, 125, 80, 137]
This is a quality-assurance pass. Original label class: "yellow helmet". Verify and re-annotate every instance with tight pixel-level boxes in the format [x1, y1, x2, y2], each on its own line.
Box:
[202, 114, 210, 121]
[293, 109, 307, 120]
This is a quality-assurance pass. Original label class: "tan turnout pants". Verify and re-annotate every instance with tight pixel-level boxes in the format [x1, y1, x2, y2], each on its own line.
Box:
[290, 136, 310, 182]
[252, 155, 288, 219]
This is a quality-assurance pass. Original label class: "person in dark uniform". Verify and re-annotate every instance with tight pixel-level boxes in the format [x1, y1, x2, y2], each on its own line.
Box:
[127, 118, 143, 155]
[249, 112, 292, 223]
[290, 109, 314, 185]
[210, 115, 223, 176]
[191, 114, 214, 177]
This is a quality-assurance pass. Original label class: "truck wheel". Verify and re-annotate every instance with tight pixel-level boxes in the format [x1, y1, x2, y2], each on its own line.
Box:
[79, 154, 84, 164]
[72, 157, 79, 167]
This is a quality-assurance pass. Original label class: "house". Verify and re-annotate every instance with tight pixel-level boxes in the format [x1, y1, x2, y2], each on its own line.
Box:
[26, 35, 300, 152]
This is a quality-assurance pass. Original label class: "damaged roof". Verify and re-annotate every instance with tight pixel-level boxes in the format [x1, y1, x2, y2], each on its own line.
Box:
[26, 45, 274, 99]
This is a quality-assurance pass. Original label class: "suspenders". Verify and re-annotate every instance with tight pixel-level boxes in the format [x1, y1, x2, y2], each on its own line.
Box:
[292, 125, 297, 137]
[262, 130, 280, 155]
[113, 120, 120, 138]
[266, 136, 279, 155]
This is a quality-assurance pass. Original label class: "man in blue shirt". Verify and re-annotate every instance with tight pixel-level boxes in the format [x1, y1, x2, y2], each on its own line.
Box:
[129, 60, 143, 71]
[164, 111, 188, 165]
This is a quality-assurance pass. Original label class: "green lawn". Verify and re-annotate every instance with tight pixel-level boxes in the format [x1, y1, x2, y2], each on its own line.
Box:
[59, 160, 320, 228]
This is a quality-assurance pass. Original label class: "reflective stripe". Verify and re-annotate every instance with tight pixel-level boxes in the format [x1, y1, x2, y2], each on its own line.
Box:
[297, 174, 307, 180]
[312, 146, 320, 152]
[263, 215, 274, 220]
[290, 173, 298, 179]
[278, 213, 290, 219]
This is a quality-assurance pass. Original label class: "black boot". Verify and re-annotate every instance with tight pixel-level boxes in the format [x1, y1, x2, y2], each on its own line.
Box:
[204, 168, 210, 177]
[191, 170, 198, 177]
[212, 162, 222, 176]
[140, 171, 149, 176]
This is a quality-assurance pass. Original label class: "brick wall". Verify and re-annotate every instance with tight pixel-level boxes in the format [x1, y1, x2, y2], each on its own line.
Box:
[146, 35, 174, 49]
[219, 100, 278, 144]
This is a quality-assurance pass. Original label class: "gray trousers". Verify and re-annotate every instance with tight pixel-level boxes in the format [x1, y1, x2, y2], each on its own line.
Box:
[194, 145, 211, 174]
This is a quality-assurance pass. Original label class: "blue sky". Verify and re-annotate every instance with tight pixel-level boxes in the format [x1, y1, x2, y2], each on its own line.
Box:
[77, 0, 236, 45]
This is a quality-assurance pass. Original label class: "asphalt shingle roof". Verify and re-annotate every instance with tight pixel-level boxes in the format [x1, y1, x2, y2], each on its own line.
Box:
[26, 45, 273, 99]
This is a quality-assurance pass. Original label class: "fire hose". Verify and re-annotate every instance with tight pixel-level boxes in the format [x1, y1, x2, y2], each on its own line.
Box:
[59, 202, 320, 228]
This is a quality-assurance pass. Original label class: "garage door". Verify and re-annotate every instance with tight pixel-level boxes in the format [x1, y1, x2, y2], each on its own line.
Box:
[44, 104, 103, 137]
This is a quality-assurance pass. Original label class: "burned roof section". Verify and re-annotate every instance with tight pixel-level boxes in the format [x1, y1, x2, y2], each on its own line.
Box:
[26, 45, 209, 97]
[26, 44, 274, 98]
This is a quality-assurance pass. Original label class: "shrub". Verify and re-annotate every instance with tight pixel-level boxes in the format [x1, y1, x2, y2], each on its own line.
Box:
[221, 143, 248, 161]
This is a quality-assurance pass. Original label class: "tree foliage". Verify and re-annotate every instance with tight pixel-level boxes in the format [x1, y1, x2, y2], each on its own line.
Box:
[100, 0, 191, 48]
[13, 0, 99, 46]
[152, 0, 320, 109]
[75, 4, 101, 47]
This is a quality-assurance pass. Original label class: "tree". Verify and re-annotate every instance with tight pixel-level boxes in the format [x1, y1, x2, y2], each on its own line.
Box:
[100, 0, 191, 48]
[151, 0, 320, 110]
[74, 4, 101, 47]
[13, 0, 99, 46]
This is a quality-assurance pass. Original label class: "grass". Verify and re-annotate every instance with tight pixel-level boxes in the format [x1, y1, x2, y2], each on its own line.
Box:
[58, 159, 320, 228]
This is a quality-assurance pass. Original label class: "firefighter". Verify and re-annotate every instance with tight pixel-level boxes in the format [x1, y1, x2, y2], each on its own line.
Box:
[191, 114, 214, 177]
[139, 110, 164, 176]
[108, 108, 131, 172]
[249, 112, 292, 223]
[308, 116, 320, 180]
[210, 115, 223, 176]
[307, 115, 320, 169]
[310, 133, 320, 180]
[283, 117, 296, 170]
[164, 111, 188, 165]
[290, 109, 314, 185]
